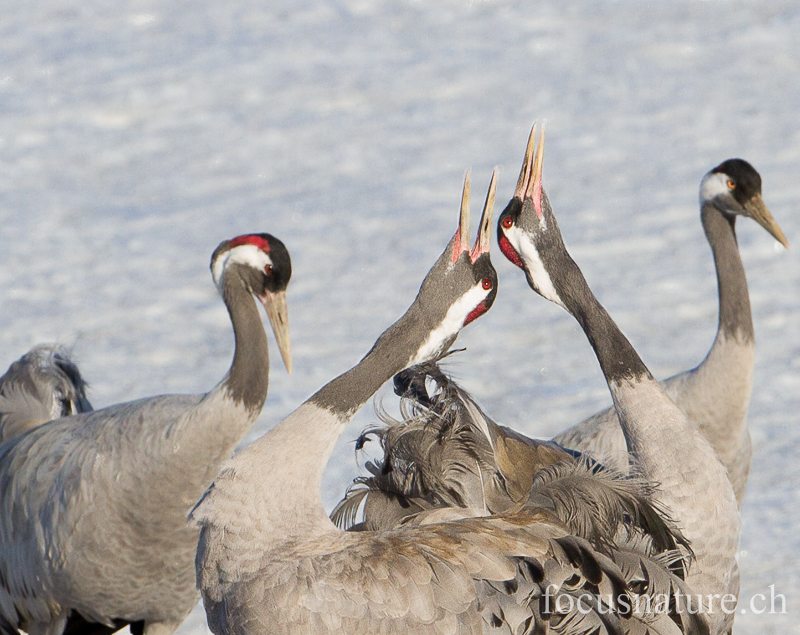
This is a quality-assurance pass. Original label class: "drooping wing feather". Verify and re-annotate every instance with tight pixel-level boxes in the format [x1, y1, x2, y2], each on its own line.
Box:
[526, 458, 689, 557]
[331, 361, 706, 633]
[609, 542, 709, 635]
[330, 483, 432, 533]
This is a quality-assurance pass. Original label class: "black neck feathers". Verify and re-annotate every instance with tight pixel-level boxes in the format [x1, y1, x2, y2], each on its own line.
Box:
[530, 200, 650, 385]
[552, 250, 652, 385]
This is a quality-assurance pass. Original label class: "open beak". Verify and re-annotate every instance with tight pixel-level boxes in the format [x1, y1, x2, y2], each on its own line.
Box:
[452, 171, 472, 264]
[470, 168, 498, 262]
[526, 123, 545, 219]
[514, 125, 538, 201]
[259, 289, 292, 373]
[744, 194, 790, 249]
[516, 123, 546, 219]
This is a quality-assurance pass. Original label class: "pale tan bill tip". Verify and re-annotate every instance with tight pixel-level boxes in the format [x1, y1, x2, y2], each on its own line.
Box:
[483, 167, 499, 233]
[772, 224, 791, 249]
[524, 122, 546, 200]
[765, 213, 790, 249]
[515, 123, 538, 199]
[749, 195, 790, 249]
[471, 168, 499, 261]
[485, 168, 498, 212]
[534, 123, 545, 176]
[281, 344, 293, 374]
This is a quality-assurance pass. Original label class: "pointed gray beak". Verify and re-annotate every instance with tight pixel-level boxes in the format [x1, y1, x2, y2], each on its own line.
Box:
[744, 193, 790, 249]
[259, 289, 292, 374]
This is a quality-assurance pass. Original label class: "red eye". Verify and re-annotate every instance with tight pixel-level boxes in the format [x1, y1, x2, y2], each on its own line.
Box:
[501, 217, 513, 229]
[482, 277, 492, 290]
[265, 265, 273, 275]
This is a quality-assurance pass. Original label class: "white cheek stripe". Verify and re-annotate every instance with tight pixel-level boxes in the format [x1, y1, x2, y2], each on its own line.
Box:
[212, 244, 273, 293]
[699, 171, 730, 205]
[409, 284, 490, 366]
[506, 225, 565, 309]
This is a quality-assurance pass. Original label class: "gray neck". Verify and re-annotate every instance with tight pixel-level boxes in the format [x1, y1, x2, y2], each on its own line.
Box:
[551, 242, 740, 611]
[553, 252, 651, 385]
[221, 301, 432, 544]
[311, 310, 428, 417]
[221, 267, 270, 414]
[701, 202, 754, 343]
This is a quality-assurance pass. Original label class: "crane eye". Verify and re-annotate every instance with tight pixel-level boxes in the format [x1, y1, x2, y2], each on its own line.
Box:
[501, 217, 514, 229]
[481, 277, 492, 290]
[726, 179, 735, 189]
[265, 264, 274, 275]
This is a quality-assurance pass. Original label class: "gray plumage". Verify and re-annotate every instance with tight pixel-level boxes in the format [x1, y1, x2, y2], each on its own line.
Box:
[0, 345, 92, 443]
[497, 125, 740, 634]
[554, 159, 789, 508]
[202, 505, 635, 635]
[195, 175, 704, 635]
[333, 360, 679, 552]
[331, 359, 704, 634]
[0, 233, 292, 635]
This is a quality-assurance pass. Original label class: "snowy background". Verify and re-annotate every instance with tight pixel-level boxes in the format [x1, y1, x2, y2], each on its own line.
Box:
[1, 0, 798, 633]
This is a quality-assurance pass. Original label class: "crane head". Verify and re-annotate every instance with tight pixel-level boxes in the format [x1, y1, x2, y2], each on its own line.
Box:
[496, 123, 570, 309]
[701, 159, 789, 249]
[211, 233, 293, 373]
[402, 169, 499, 367]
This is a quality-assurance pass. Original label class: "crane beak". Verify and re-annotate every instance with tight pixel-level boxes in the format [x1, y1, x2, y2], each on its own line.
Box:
[259, 289, 293, 374]
[744, 194, 790, 249]
[514, 124, 538, 201]
[470, 168, 497, 262]
[524, 123, 546, 219]
[452, 171, 472, 264]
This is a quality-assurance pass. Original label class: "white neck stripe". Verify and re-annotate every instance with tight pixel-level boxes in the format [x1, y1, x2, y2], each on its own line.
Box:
[409, 283, 490, 366]
[506, 225, 565, 309]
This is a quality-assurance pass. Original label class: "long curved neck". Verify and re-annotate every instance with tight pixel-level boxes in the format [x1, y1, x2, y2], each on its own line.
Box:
[546, 251, 684, 464]
[547, 248, 739, 614]
[552, 252, 651, 386]
[701, 202, 753, 343]
[232, 304, 429, 538]
[159, 267, 269, 497]
[310, 316, 425, 417]
[219, 268, 270, 414]
[546, 248, 722, 489]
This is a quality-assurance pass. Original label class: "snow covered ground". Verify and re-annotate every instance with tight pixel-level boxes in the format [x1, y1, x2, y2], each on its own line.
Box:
[1, 0, 798, 633]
